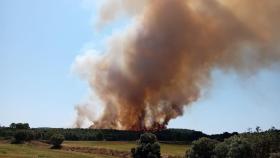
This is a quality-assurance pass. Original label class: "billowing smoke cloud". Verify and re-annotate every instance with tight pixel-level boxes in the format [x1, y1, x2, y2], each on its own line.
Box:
[73, 0, 280, 130]
[96, 0, 149, 28]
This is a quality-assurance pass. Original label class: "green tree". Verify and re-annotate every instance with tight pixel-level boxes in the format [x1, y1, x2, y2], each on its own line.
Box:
[247, 131, 279, 158]
[131, 133, 161, 158]
[10, 123, 30, 129]
[227, 136, 252, 158]
[96, 131, 104, 140]
[186, 137, 218, 158]
[25, 130, 34, 142]
[13, 131, 28, 144]
[9, 123, 16, 129]
[50, 134, 64, 148]
[213, 141, 229, 158]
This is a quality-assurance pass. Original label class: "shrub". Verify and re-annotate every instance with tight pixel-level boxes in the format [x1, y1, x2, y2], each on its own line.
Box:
[186, 137, 218, 158]
[131, 133, 161, 158]
[212, 136, 252, 158]
[249, 134, 271, 158]
[267, 128, 280, 153]
[96, 131, 104, 141]
[50, 134, 64, 148]
[227, 136, 252, 158]
[25, 130, 34, 142]
[211, 131, 280, 158]
[13, 131, 28, 144]
[213, 141, 229, 158]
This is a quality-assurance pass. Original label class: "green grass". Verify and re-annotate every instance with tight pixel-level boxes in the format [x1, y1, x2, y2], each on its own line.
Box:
[64, 141, 189, 156]
[0, 143, 116, 158]
[0, 141, 189, 157]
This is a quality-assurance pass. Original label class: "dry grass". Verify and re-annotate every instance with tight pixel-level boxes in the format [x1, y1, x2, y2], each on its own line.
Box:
[0, 140, 188, 158]
[64, 141, 189, 157]
[0, 141, 117, 158]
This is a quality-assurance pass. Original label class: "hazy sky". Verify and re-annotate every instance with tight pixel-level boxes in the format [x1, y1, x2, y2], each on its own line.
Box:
[0, 0, 279, 134]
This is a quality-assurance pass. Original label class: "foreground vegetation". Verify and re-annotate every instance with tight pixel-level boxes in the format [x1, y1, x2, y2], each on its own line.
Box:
[186, 127, 280, 158]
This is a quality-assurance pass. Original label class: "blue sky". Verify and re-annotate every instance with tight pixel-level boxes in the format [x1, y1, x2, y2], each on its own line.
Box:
[0, 0, 279, 134]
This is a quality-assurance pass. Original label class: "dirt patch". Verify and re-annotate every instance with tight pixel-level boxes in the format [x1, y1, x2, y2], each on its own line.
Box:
[28, 141, 50, 147]
[62, 146, 131, 158]
[0, 140, 10, 144]
[62, 146, 182, 158]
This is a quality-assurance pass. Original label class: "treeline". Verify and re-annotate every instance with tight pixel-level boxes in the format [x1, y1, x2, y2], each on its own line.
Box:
[9, 123, 30, 129]
[0, 123, 237, 142]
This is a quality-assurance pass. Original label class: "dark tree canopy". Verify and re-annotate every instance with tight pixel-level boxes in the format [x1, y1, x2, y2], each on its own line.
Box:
[227, 136, 252, 158]
[9, 123, 30, 129]
[50, 134, 64, 148]
[131, 133, 161, 158]
[13, 131, 28, 144]
[187, 137, 218, 158]
[2, 126, 210, 142]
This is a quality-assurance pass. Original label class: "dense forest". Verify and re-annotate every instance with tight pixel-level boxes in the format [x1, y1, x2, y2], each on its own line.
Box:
[0, 123, 238, 142]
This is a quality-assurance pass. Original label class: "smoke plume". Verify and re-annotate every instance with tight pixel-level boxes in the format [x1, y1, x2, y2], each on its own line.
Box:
[74, 0, 280, 130]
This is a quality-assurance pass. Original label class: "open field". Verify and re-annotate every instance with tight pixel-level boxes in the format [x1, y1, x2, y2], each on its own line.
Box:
[0, 141, 118, 158]
[0, 141, 188, 158]
[64, 141, 189, 157]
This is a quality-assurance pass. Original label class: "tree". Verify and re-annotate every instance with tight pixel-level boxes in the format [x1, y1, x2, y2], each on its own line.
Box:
[213, 141, 229, 158]
[96, 131, 104, 140]
[227, 136, 252, 158]
[25, 130, 34, 142]
[13, 131, 28, 144]
[50, 134, 64, 148]
[186, 137, 218, 158]
[131, 133, 161, 158]
[9, 123, 16, 129]
[23, 123, 30, 129]
[247, 128, 252, 133]
[256, 126, 261, 133]
[9, 123, 30, 129]
[247, 131, 279, 158]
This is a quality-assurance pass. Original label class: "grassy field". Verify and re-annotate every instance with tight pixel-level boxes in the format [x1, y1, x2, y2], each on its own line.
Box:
[64, 141, 189, 157]
[0, 142, 117, 158]
[0, 141, 188, 158]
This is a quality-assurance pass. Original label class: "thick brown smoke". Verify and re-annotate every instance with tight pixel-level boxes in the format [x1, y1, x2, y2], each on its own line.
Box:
[74, 0, 280, 130]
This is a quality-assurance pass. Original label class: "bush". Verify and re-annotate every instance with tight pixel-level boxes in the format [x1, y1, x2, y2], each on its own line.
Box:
[131, 133, 161, 158]
[186, 137, 218, 158]
[50, 134, 64, 148]
[227, 136, 252, 158]
[13, 131, 28, 144]
[212, 132, 280, 158]
[25, 131, 34, 142]
[96, 131, 104, 140]
[213, 141, 229, 158]
[249, 134, 271, 158]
